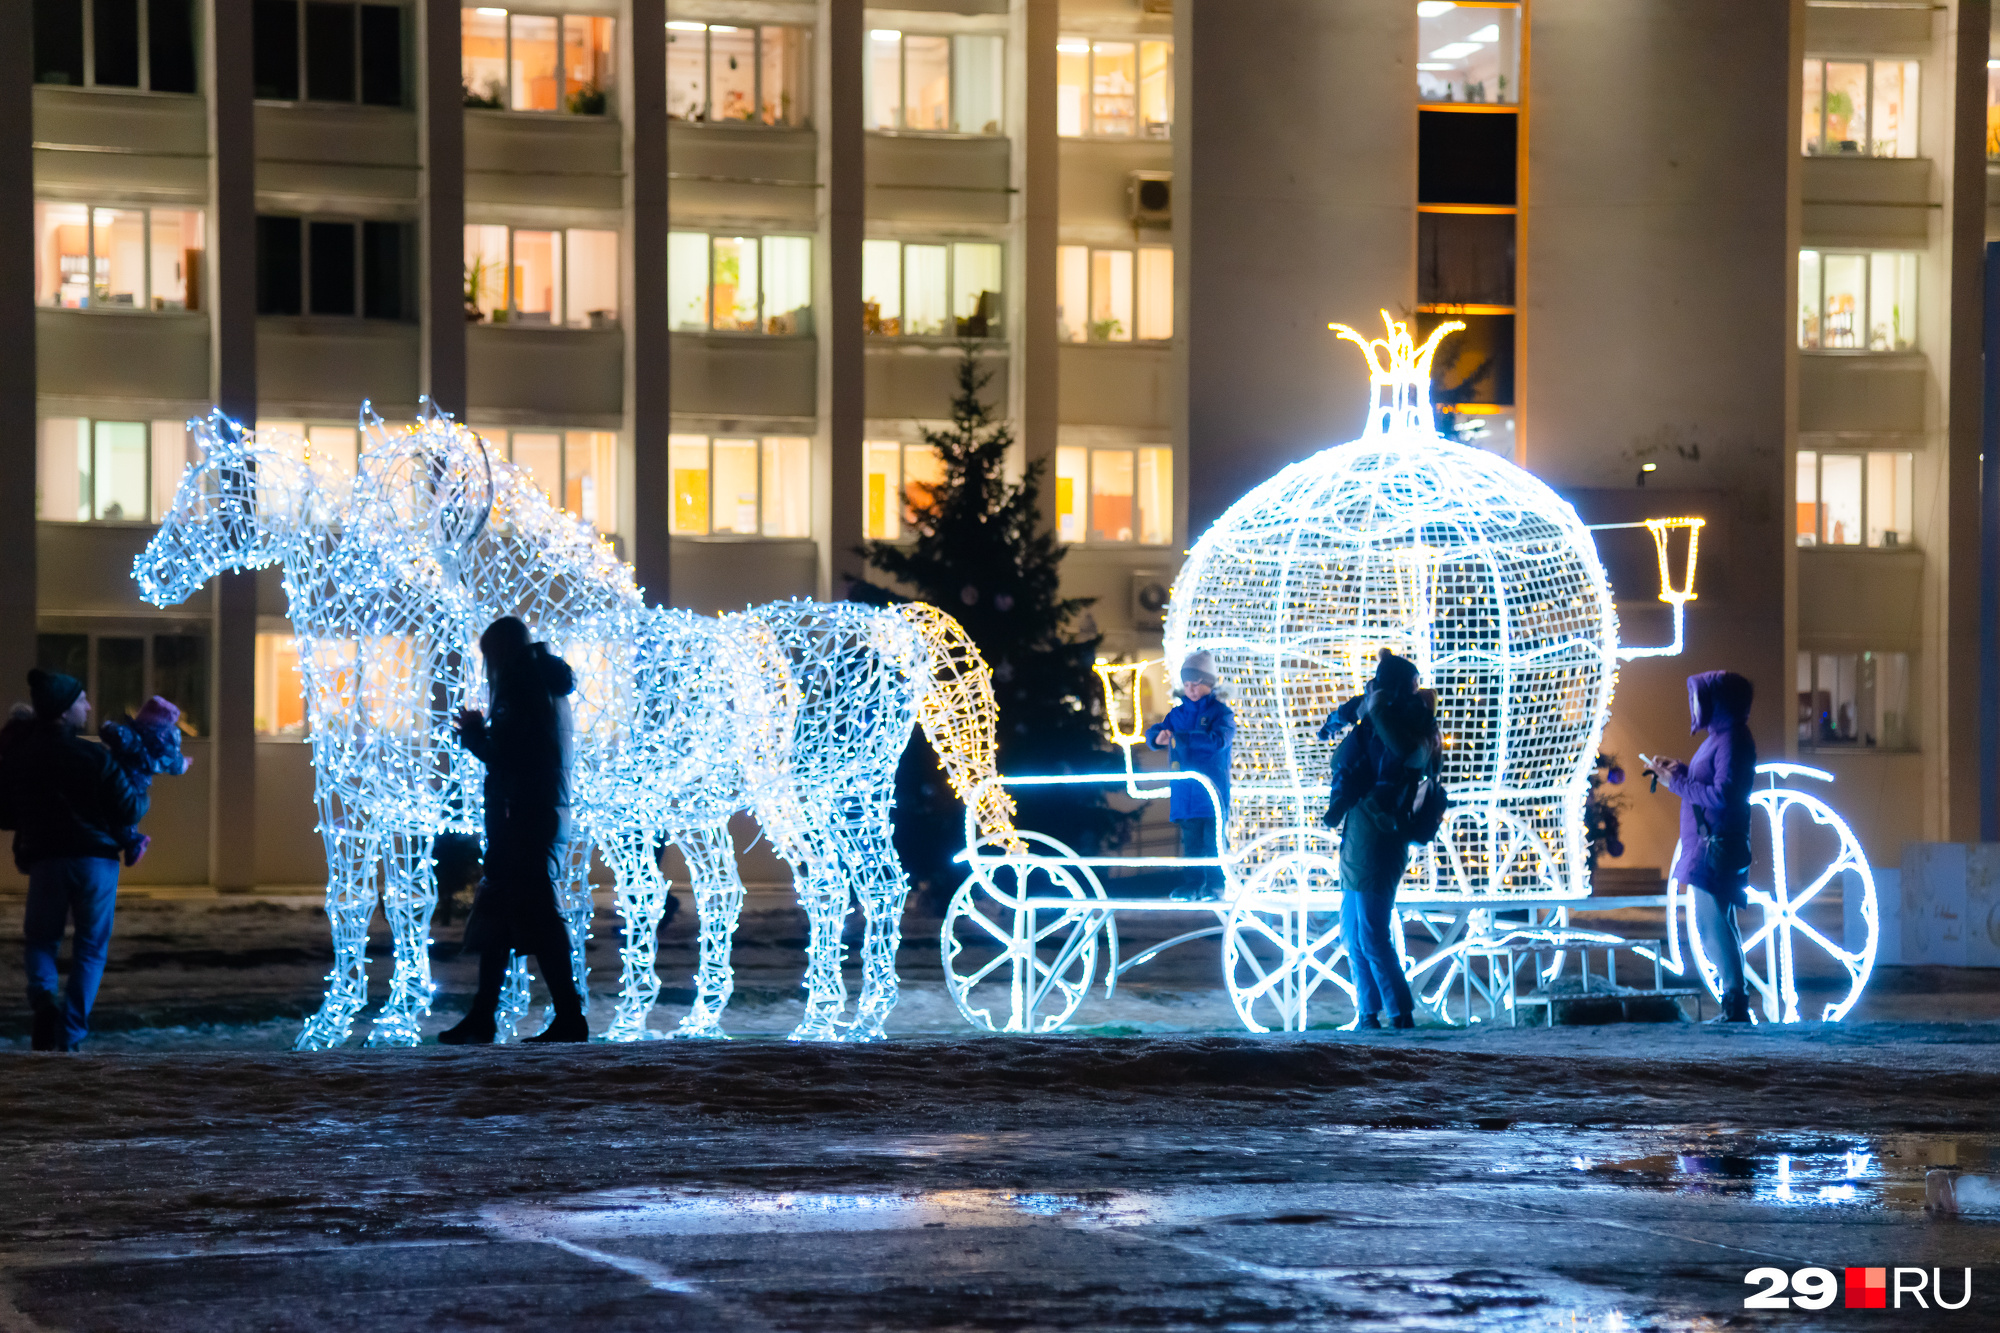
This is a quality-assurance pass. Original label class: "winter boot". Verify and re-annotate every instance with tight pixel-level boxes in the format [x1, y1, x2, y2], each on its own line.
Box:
[1353, 1014, 1381, 1030]
[1709, 989, 1753, 1024]
[437, 1012, 498, 1045]
[29, 991, 63, 1052]
[524, 948, 589, 1043]
[524, 1012, 590, 1043]
[1390, 1012, 1417, 1030]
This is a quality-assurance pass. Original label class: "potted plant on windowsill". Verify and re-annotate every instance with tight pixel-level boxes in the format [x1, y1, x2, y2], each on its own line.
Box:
[464, 257, 494, 323]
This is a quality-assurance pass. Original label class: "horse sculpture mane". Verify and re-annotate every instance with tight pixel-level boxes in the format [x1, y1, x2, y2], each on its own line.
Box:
[135, 400, 1014, 1047]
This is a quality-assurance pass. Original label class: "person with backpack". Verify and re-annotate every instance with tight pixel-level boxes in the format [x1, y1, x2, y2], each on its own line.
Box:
[1642, 670, 1756, 1024]
[1146, 650, 1236, 901]
[1319, 650, 1443, 1030]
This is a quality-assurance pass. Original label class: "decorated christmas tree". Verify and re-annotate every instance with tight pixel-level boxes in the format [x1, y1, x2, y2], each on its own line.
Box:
[851, 347, 1131, 907]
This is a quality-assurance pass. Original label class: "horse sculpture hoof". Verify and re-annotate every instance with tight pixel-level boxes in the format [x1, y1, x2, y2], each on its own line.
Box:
[365, 1013, 426, 1048]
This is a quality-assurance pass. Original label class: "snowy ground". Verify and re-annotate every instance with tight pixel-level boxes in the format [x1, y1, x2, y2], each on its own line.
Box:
[3, 889, 1999, 1329]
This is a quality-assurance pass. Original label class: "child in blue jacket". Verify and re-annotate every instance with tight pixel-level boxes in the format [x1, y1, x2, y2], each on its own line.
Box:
[1146, 651, 1236, 900]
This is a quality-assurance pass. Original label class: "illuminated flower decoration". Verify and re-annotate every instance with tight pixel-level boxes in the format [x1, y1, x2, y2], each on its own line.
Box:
[1164, 313, 1621, 899]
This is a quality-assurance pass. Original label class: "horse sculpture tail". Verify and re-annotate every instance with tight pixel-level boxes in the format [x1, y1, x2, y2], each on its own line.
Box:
[897, 602, 1022, 852]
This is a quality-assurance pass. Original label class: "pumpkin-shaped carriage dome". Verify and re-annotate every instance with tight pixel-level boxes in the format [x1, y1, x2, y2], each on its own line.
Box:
[1163, 317, 1622, 900]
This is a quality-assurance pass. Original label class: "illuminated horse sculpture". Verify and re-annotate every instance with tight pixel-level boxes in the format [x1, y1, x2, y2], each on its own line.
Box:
[133, 403, 1014, 1048]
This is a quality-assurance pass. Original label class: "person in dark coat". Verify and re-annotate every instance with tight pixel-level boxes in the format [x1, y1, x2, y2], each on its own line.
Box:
[439, 617, 586, 1044]
[1146, 650, 1235, 900]
[1644, 670, 1756, 1023]
[1319, 650, 1441, 1030]
[0, 670, 149, 1051]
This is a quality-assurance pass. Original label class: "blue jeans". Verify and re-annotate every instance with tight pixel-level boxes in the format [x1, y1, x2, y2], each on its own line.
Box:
[23, 856, 122, 1049]
[1693, 888, 1747, 996]
[1177, 818, 1225, 894]
[1342, 888, 1414, 1020]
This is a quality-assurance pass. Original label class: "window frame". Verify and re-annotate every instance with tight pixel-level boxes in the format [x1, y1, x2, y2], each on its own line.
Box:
[465, 223, 621, 330]
[36, 200, 207, 313]
[259, 212, 414, 320]
[460, 7, 614, 115]
[666, 230, 812, 337]
[866, 29, 1004, 136]
[36, 627, 211, 738]
[251, 0, 409, 107]
[38, 416, 193, 525]
[1794, 447, 1915, 550]
[34, 0, 203, 95]
[1797, 247, 1918, 353]
[1796, 648, 1914, 751]
[1057, 243, 1172, 343]
[1056, 444, 1172, 547]
[664, 19, 811, 127]
[861, 236, 1004, 341]
[666, 432, 812, 539]
[1803, 55, 1920, 159]
[1056, 34, 1172, 139]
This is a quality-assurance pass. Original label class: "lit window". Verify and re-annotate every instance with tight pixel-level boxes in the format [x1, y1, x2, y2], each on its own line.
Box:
[1797, 249, 1915, 352]
[1803, 57, 1918, 157]
[34, 202, 207, 311]
[1798, 650, 1911, 749]
[463, 224, 620, 327]
[35, 0, 200, 93]
[465, 426, 620, 532]
[253, 420, 361, 476]
[37, 631, 208, 736]
[866, 31, 1004, 134]
[1057, 245, 1172, 342]
[863, 440, 944, 541]
[1416, 3, 1519, 105]
[667, 231, 812, 335]
[255, 634, 309, 737]
[1057, 37, 1172, 137]
[1795, 449, 1914, 548]
[667, 434, 811, 537]
[460, 8, 614, 114]
[1054, 445, 1171, 544]
[38, 416, 194, 523]
[665, 22, 811, 125]
[862, 239, 1003, 339]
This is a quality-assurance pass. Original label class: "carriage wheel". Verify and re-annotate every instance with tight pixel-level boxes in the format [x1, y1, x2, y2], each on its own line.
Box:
[1223, 853, 1351, 1032]
[942, 833, 1106, 1033]
[1678, 778, 1878, 1023]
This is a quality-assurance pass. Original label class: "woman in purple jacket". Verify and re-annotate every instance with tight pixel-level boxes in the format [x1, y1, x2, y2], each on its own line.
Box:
[1643, 670, 1756, 1023]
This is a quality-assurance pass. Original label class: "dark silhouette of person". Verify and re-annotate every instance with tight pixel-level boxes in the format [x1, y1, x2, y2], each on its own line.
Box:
[0, 670, 148, 1050]
[439, 617, 587, 1044]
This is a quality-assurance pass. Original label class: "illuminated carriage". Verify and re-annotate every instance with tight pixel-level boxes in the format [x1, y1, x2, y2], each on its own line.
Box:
[943, 317, 1878, 1032]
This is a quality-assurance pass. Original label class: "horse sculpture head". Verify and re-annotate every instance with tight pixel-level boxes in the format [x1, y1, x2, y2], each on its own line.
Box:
[133, 410, 319, 607]
[348, 397, 494, 584]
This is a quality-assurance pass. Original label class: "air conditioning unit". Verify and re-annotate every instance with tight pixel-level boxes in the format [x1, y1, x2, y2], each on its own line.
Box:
[1130, 570, 1172, 628]
[1127, 171, 1172, 229]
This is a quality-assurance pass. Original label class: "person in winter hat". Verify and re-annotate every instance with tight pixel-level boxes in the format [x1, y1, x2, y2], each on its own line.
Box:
[1318, 650, 1441, 1030]
[0, 670, 148, 1051]
[1644, 670, 1756, 1023]
[98, 696, 193, 867]
[1146, 650, 1236, 900]
[442, 617, 586, 1044]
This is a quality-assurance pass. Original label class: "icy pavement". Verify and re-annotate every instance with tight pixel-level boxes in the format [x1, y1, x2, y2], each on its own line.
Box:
[4, 1035, 2000, 1329]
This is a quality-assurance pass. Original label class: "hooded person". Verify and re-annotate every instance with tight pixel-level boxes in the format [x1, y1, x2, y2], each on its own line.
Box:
[1645, 670, 1757, 1023]
[1318, 650, 1441, 1030]
[0, 669, 149, 1051]
[1145, 650, 1236, 900]
[441, 617, 586, 1044]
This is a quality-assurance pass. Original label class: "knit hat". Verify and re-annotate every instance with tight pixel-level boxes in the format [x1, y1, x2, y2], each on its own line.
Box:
[27, 669, 83, 721]
[1370, 649, 1420, 696]
[1180, 650, 1218, 685]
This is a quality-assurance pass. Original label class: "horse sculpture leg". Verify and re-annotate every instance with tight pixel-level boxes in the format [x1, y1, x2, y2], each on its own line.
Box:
[673, 822, 745, 1039]
[601, 829, 669, 1041]
[556, 834, 594, 1022]
[844, 793, 909, 1043]
[787, 810, 852, 1043]
[366, 832, 442, 1047]
[295, 824, 380, 1051]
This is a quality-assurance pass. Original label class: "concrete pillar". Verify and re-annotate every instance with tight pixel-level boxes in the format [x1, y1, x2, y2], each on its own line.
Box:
[208, 0, 258, 889]
[0, 4, 35, 718]
[624, 0, 671, 601]
[1011, 0, 1059, 533]
[819, 0, 865, 599]
[1942, 0, 1990, 840]
[420, 0, 466, 416]
[1183, 0, 1416, 538]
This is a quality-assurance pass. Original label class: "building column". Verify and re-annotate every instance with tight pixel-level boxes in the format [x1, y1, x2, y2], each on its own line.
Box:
[1011, 0, 1059, 533]
[819, 0, 865, 600]
[625, 0, 671, 601]
[421, 0, 466, 417]
[0, 3, 35, 727]
[208, 0, 258, 890]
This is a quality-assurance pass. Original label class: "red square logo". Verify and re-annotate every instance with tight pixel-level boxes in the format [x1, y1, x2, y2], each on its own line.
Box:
[1846, 1267, 1887, 1309]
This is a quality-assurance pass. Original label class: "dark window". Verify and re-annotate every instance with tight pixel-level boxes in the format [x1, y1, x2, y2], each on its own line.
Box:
[1419, 311, 1514, 408]
[152, 634, 208, 735]
[97, 637, 147, 730]
[359, 4, 404, 106]
[1417, 212, 1515, 308]
[256, 215, 303, 315]
[362, 221, 407, 320]
[305, 2, 356, 102]
[253, 0, 300, 99]
[147, 0, 199, 93]
[1417, 110, 1517, 206]
[93, 0, 142, 87]
[33, 0, 86, 86]
[36, 634, 90, 686]
[308, 220, 357, 314]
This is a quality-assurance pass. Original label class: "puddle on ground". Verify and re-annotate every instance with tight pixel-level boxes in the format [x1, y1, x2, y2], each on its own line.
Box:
[1572, 1132, 2000, 1211]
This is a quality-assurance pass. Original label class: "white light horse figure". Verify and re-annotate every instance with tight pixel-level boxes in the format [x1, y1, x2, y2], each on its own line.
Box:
[135, 403, 1015, 1046]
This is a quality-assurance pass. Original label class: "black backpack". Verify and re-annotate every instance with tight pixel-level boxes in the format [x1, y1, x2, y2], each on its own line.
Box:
[1386, 768, 1450, 845]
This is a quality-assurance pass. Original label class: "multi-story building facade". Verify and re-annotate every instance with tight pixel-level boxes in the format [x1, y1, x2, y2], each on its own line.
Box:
[2, 0, 1993, 890]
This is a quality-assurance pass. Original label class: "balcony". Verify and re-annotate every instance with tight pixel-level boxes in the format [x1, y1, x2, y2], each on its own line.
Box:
[259, 318, 421, 417]
[32, 85, 207, 196]
[1798, 353, 1929, 434]
[466, 110, 622, 211]
[1800, 156, 1933, 249]
[671, 333, 816, 419]
[256, 102, 419, 207]
[669, 123, 817, 228]
[1058, 343, 1173, 430]
[866, 132, 1010, 225]
[37, 308, 209, 402]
